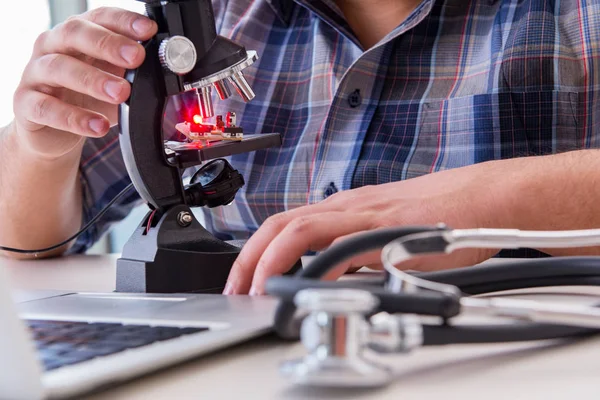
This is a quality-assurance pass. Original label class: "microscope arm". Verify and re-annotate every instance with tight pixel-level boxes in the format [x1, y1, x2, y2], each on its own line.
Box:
[115, 0, 294, 294]
[119, 37, 185, 210]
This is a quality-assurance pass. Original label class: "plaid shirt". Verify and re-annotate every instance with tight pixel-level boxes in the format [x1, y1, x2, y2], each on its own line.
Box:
[73, 0, 600, 252]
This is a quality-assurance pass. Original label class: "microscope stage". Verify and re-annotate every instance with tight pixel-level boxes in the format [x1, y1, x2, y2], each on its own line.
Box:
[165, 133, 282, 168]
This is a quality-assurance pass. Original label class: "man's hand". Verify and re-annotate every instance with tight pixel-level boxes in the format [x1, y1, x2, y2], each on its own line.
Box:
[13, 7, 157, 159]
[224, 161, 516, 295]
[0, 7, 157, 259]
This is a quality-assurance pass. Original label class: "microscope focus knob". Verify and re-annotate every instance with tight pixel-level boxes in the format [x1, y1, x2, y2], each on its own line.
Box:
[158, 36, 197, 75]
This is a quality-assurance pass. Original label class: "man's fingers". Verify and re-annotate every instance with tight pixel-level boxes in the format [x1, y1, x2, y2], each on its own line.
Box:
[34, 17, 147, 70]
[24, 54, 130, 105]
[224, 201, 346, 294]
[90, 58, 125, 79]
[14, 89, 109, 137]
[246, 211, 380, 295]
[82, 7, 157, 41]
[224, 213, 295, 295]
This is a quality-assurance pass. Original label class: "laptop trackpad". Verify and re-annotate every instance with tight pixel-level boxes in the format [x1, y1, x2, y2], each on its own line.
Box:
[17, 292, 226, 323]
[15, 292, 275, 327]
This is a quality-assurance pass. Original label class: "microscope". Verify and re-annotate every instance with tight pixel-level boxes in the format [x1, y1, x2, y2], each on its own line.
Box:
[116, 0, 288, 294]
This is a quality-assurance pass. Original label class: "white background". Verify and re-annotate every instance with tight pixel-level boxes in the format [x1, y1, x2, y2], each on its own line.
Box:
[0, 2, 50, 127]
[2, 1, 149, 253]
[0, 1, 146, 127]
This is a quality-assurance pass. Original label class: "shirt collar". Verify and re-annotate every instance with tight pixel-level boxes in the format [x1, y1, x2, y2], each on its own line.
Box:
[266, 0, 347, 27]
[266, 0, 297, 25]
[385, 0, 434, 41]
[266, 0, 435, 50]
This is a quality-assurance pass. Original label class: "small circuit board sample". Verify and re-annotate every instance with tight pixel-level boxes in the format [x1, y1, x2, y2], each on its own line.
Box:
[175, 112, 243, 143]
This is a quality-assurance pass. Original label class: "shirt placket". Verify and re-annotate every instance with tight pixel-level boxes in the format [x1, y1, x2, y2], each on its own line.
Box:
[308, 0, 435, 203]
[309, 47, 388, 204]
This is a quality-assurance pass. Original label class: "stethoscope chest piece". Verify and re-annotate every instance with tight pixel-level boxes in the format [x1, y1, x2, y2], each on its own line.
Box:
[279, 288, 422, 388]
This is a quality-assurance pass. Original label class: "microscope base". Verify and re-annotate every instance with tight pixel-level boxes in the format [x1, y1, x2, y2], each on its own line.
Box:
[115, 205, 302, 294]
[115, 205, 241, 294]
[116, 247, 238, 294]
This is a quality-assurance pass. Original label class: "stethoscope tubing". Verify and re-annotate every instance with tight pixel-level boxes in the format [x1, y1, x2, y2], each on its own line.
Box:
[267, 227, 600, 344]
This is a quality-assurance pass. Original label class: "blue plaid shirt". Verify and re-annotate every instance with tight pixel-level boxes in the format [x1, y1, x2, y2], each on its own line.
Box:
[73, 0, 600, 252]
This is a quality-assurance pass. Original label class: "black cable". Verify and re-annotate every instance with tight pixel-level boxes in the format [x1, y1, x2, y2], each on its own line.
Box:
[0, 183, 135, 254]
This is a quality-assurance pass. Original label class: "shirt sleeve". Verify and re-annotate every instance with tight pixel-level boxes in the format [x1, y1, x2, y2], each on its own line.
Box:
[67, 125, 143, 254]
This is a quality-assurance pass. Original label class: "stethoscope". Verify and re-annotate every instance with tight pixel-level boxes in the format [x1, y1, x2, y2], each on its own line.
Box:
[265, 225, 600, 388]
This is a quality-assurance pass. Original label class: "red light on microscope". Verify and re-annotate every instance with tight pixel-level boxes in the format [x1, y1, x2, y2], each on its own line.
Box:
[193, 115, 203, 124]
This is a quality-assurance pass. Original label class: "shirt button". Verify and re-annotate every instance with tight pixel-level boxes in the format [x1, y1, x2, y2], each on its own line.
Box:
[323, 182, 338, 199]
[347, 89, 362, 108]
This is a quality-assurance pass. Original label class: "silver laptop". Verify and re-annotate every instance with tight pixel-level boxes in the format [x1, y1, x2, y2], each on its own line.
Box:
[0, 265, 278, 400]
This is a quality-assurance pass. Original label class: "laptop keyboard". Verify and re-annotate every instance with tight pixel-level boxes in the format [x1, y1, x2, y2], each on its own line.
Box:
[26, 320, 208, 371]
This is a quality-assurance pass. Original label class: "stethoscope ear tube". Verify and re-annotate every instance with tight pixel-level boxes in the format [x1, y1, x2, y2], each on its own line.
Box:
[422, 321, 599, 345]
[417, 256, 600, 294]
[462, 276, 600, 294]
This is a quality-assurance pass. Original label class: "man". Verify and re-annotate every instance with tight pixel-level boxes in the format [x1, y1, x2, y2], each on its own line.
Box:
[1, 0, 599, 296]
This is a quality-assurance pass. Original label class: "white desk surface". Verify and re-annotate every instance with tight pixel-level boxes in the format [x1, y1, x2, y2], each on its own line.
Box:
[3, 254, 600, 399]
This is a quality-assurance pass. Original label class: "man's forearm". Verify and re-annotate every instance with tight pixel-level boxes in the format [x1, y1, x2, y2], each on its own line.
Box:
[492, 149, 600, 256]
[0, 123, 84, 259]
